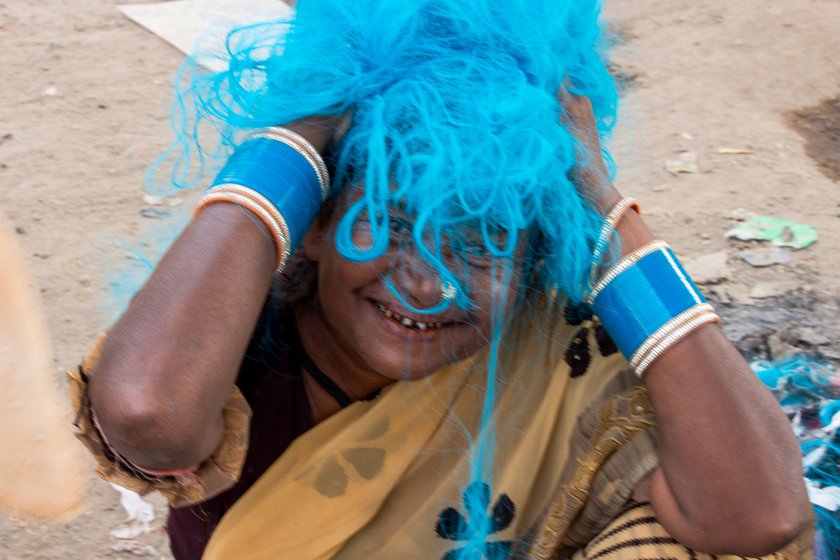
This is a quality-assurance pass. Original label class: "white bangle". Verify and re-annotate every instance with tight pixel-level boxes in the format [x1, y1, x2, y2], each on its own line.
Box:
[634, 312, 721, 378]
[196, 188, 292, 270]
[589, 197, 641, 286]
[630, 303, 716, 369]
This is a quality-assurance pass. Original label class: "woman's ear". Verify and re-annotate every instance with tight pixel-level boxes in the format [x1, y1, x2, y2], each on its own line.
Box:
[301, 218, 328, 262]
[302, 193, 342, 262]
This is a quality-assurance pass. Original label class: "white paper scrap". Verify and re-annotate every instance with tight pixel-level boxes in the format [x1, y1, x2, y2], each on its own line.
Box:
[806, 480, 840, 512]
[109, 483, 156, 539]
[119, 0, 294, 71]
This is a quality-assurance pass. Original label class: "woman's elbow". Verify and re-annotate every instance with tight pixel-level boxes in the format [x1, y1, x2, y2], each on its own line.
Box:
[741, 505, 812, 557]
[689, 503, 812, 557]
[89, 374, 222, 471]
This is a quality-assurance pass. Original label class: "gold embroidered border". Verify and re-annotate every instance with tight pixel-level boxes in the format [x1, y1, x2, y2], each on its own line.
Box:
[530, 386, 655, 559]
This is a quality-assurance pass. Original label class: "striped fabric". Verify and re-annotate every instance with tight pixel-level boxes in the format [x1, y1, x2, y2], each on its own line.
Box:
[572, 503, 811, 560]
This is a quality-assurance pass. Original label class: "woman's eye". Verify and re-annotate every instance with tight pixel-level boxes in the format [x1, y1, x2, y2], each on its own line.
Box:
[389, 218, 413, 240]
[464, 249, 494, 268]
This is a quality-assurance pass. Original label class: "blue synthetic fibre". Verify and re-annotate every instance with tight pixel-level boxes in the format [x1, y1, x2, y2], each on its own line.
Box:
[158, 0, 618, 554]
[753, 358, 840, 560]
[159, 0, 617, 306]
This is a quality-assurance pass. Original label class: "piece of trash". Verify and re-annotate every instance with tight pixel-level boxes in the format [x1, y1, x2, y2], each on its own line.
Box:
[751, 357, 840, 559]
[679, 132, 693, 141]
[740, 248, 792, 267]
[140, 208, 171, 219]
[749, 281, 798, 299]
[718, 147, 755, 155]
[665, 151, 699, 175]
[110, 540, 158, 557]
[143, 193, 183, 207]
[120, 0, 294, 72]
[109, 483, 155, 539]
[807, 482, 840, 513]
[725, 215, 818, 250]
[42, 86, 58, 96]
[143, 194, 165, 206]
[684, 251, 729, 285]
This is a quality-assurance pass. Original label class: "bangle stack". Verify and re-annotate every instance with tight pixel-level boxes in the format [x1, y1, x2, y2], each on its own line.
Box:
[588, 197, 720, 378]
[194, 126, 330, 271]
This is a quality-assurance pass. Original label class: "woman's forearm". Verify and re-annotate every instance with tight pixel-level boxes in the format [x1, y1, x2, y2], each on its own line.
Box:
[615, 210, 809, 554]
[89, 203, 276, 470]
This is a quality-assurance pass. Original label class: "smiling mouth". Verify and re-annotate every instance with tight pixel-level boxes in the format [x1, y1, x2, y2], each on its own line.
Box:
[374, 301, 454, 332]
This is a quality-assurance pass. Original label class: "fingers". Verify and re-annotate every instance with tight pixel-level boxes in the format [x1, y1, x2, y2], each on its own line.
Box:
[556, 85, 621, 207]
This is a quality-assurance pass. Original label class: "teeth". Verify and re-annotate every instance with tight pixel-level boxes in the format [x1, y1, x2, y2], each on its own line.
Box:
[377, 303, 445, 331]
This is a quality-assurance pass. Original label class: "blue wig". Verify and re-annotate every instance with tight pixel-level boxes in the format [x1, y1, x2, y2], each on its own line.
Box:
[159, 0, 617, 306]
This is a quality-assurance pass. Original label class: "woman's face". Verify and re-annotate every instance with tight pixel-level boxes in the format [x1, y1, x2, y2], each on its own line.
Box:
[298, 190, 526, 387]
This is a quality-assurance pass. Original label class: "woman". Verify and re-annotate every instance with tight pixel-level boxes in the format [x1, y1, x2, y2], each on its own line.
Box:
[71, 1, 811, 558]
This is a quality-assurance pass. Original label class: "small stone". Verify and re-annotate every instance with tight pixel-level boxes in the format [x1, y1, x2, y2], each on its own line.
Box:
[729, 208, 755, 221]
[14, 226, 25, 235]
[740, 248, 792, 268]
[706, 285, 731, 304]
[749, 281, 797, 299]
[795, 328, 831, 346]
[767, 332, 793, 360]
[665, 151, 699, 175]
[684, 251, 729, 285]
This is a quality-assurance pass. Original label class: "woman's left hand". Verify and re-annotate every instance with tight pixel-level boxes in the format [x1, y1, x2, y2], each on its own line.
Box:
[556, 87, 620, 211]
[555, 88, 811, 555]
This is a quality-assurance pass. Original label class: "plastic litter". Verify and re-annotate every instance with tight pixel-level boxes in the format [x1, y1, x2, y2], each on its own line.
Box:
[725, 215, 818, 250]
[752, 358, 840, 560]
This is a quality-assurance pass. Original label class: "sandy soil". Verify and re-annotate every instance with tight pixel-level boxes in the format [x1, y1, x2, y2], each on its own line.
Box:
[1, 0, 838, 557]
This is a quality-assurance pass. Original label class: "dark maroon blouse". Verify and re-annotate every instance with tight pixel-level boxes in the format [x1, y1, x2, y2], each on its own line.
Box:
[167, 309, 314, 560]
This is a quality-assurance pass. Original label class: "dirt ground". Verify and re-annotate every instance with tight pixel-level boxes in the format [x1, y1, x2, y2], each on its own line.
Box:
[1, 0, 839, 558]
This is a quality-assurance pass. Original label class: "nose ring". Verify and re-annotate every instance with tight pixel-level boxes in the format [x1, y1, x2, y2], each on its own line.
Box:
[440, 281, 458, 300]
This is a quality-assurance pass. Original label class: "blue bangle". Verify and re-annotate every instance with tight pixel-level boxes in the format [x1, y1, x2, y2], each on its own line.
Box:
[591, 243, 707, 361]
[212, 137, 324, 249]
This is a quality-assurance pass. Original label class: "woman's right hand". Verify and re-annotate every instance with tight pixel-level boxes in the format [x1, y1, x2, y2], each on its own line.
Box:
[285, 115, 347, 154]
[88, 116, 343, 471]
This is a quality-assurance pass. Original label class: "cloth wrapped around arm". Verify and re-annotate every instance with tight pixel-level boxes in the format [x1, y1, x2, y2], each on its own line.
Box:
[68, 334, 252, 507]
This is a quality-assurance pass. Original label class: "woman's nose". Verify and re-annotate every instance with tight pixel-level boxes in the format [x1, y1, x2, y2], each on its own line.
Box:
[387, 253, 444, 309]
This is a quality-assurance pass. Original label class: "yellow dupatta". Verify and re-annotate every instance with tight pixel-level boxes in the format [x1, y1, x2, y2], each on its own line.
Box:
[203, 310, 658, 559]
